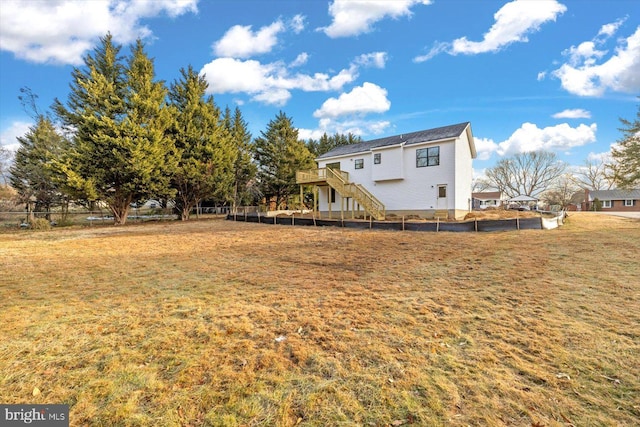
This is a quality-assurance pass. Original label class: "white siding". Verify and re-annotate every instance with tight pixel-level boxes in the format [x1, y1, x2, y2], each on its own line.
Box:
[454, 130, 474, 212]
[371, 145, 403, 181]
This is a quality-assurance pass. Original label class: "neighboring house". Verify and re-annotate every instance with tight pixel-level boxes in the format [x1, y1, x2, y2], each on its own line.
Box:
[584, 189, 640, 211]
[296, 122, 477, 220]
[472, 191, 503, 210]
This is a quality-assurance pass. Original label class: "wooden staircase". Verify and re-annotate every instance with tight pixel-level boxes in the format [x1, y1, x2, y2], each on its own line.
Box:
[296, 168, 386, 220]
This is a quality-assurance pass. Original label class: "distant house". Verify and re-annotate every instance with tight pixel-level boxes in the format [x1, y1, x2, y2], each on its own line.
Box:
[296, 122, 477, 220]
[472, 191, 503, 210]
[584, 189, 640, 211]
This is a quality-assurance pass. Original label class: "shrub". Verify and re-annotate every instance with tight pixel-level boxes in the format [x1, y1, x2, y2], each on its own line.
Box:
[30, 218, 51, 231]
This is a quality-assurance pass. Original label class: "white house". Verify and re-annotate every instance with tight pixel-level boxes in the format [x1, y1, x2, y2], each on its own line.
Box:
[472, 191, 504, 210]
[297, 122, 477, 220]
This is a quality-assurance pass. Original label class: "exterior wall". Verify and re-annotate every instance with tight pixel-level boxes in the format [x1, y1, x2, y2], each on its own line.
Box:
[454, 130, 474, 213]
[371, 145, 403, 181]
[317, 137, 472, 217]
[594, 199, 640, 211]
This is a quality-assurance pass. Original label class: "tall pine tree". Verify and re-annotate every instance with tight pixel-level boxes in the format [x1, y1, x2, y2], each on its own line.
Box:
[224, 106, 257, 211]
[254, 112, 315, 209]
[54, 35, 175, 224]
[168, 66, 236, 220]
[9, 116, 67, 218]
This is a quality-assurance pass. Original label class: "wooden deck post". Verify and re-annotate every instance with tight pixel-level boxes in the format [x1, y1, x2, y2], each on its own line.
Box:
[327, 187, 332, 219]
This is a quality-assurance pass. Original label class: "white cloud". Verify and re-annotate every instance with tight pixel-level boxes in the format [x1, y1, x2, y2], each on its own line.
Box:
[414, 0, 565, 62]
[553, 25, 640, 96]
[473, 137, 499, 161]
[497, 122, 597, 156]
[289, 52, 309, 68]
[537, 71, 547, 81]
[290, 14, 306, 34]
[598, 17, 627, 38]
[1, 121, 33, 153]
[476, 122, 597, 160]
[200, 57, 358, 105]
[200, 52, 386, 106]
[452, 0, 566, 54]
[552, 109, 592, 119]
[299, 119, 391, 141]
[212, 20, 284, 58]
[587, 150, 611, 163]
[353, 52, 388, 68]
[313, 83, 390, 119]
[322, 0, 431, 38]
[0, 0, 197, 65]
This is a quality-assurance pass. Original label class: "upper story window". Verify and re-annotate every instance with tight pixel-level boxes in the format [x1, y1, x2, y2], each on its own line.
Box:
[354, 159, 364, 169]
[416, 146, 439, 167]
[373, 153, 381, 164]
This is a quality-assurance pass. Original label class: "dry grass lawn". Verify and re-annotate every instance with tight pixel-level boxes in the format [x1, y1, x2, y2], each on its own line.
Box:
[1, 213, 638, 426]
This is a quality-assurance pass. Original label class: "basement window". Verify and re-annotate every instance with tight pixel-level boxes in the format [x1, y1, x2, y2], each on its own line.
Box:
[354, 159, 364, 169]
[416, 146, 440, 167]
[374, 153, 381, 164]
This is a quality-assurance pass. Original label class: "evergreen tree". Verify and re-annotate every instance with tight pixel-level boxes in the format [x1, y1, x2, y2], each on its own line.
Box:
[54, 34, 175, 224]
[254, 112, 315, 208]
[224, 106, 257, 211]
[307, 132, 362, 157]
[168, 66, 236, 220]
[9, 116, 67, 218]
[609, 100, 640, 189]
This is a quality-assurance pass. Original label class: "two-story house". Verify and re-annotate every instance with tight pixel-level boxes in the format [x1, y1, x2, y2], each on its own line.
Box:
[297, 122, 477, 220]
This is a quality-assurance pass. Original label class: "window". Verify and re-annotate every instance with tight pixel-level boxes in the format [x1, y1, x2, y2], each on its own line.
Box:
[354, 159, 364, 169]
[330, 188, 336, 203]
[624, 199, 634, 207]
[416, 146, 440, 167]
[602, 200, 612, 208]
[438, 185, 447, 198]
[374, 153, 381, 164]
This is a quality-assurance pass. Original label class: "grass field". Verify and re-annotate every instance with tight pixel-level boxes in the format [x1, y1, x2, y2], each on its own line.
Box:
[1, 213, 638, 426]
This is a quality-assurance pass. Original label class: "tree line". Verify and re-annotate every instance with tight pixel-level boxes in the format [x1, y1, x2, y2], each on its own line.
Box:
[6, 34, 360, 225]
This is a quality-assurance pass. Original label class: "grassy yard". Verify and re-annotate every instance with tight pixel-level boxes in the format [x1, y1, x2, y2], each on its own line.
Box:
[1, 213, 638, 426]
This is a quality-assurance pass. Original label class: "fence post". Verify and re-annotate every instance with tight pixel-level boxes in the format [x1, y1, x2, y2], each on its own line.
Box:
[402, 216, 405, 231]
[474, 218, 478, 232]
[436, 217, 440, 232]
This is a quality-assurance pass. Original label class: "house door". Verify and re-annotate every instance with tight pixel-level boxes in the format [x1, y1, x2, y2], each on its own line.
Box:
[437, 184, 448, 210]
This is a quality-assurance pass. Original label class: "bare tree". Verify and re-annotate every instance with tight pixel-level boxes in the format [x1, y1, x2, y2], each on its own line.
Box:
[542, 173, 581, 209]
[472, 177, 492, 193]
[485, 151, 566, 198]
[573, 158, 614, 190]
[0, 145, 11, 186]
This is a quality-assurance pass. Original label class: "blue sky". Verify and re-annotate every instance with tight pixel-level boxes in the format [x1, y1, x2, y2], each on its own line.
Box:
[1, 0, 639, 177]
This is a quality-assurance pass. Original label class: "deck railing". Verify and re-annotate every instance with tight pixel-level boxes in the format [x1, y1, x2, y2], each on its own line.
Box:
[296, 167, 386, 220]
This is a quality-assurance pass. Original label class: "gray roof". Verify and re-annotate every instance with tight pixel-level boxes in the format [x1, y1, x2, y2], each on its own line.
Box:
[317, 122, 471, 159]
[509, 195, 538, 202]
[589, 189, 640, 200]
[472, 191, 502, 200]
